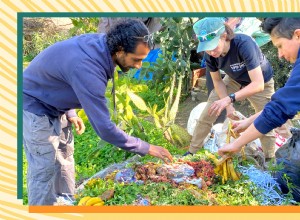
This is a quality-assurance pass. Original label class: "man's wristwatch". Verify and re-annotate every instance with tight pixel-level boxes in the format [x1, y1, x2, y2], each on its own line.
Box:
[229, 93, 236, 103]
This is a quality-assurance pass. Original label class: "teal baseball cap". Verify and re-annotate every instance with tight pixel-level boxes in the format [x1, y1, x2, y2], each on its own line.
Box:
[193, 17, 226, 52]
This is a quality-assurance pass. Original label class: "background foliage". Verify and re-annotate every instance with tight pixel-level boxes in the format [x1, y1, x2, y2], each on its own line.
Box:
[260, 42, 293, 90]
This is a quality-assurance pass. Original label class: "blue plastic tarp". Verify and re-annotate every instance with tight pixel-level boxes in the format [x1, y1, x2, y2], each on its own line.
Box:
[133, 48, 162, 80]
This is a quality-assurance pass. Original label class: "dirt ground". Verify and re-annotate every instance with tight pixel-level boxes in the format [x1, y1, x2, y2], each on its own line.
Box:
[175, 88, 254, 129]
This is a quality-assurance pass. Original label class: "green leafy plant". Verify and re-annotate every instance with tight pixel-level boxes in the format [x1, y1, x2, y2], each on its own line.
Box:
[211, 181, 260, 205]
[22, 151, 28, 205]
[23, 18, 70, 62]
[73, 121, 136, 183]
[105, 70, 149, 139]
[122, 18, 197, 148]
[140, 18, 197, 95]
[265, 159, 285, 175]
[280, 174, 300, 205]
[128, 74, 191, 147]
[138, 82, 166, 110]
[261, 41, 292, 90]
[69, 17, 99, 36]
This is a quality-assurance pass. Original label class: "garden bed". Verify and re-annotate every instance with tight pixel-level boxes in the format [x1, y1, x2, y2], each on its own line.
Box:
[73, 151, 291, 206]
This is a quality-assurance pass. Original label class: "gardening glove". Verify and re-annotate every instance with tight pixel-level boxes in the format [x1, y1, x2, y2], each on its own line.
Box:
[68, 116, 85, 135]
[148, 145, 173, 164]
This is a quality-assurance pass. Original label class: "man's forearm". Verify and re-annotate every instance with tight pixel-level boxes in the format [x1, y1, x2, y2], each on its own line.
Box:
[235, 82, 264, 102]
[213, 80, 229, 99]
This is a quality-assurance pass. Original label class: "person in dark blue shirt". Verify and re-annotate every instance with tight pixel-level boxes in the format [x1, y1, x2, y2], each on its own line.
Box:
[185, 17, 275, 160]
[218, 17, 300, 202]
[204, 17, 270, 124]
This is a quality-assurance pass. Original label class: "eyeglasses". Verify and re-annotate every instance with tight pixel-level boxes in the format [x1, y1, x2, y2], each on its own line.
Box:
[197, 26, 224, 42]
[133, 33, 154, 49]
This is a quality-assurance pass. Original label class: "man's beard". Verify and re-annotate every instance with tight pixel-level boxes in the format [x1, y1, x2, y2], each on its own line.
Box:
[116, 58, 130, 72]
[118, 65, 130, 72]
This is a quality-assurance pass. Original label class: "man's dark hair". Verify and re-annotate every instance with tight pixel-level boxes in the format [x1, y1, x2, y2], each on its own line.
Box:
[261, 18, 300, 39]
[106, 18, 150, 55]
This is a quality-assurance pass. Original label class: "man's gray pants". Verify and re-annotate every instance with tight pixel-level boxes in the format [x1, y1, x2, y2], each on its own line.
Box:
[23, 110, 75, 205]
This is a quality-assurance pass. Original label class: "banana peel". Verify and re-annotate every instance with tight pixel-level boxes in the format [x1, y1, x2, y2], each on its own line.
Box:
[93, 201, 105, 206]
[85, 197, 103, 206]
[215, 155, 240, 183]
[226, 158, 240, 181]
[216, 154, 231, 166]
[78, 196, 91, 206]
[206, 152, 240, 183]
[212, 120, 241, 183]
[78, 196, 104, 206]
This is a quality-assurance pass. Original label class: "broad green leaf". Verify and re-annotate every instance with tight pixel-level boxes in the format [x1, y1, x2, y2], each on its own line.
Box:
[77, 109, 88, 122]
[131, 84, 148, 93]
[115, 94, 126, 106]
[157, 106, 166, 116]
[142, 61, 151, 68]
[169, 75, 182, 121]
[127, 91, 149, 112]
[153, 114, 162, 129]
[161, 117, 167, 126]
[125, 94, 130, 105]
[125, 105, 133, 120]
[180, 60, 187, 67]
[152, 104, 158, 115]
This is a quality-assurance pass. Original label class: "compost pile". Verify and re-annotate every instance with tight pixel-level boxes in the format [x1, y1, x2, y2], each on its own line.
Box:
[132, 160, 215, 188]
[73, 119, 292, 206]
[75, 157, 220, 206]
[74, 151, 292, 206]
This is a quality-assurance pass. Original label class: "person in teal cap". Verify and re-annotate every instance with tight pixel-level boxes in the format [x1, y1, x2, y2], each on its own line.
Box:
[184, 17, 275, 160]
[204, 17, 271, 124]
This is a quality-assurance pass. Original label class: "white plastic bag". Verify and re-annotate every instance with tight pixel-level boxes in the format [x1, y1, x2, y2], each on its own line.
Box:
[203, 111, 263, 153]
[187, 102, 207, 136]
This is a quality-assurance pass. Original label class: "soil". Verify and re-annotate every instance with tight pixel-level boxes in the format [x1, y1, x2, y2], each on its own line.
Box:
[175, 88, 254, 129]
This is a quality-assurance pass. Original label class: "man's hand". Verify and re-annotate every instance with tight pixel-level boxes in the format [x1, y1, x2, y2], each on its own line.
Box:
[226, 104, 236, 119]
[68, 117, 85, 135]
[148, 145, 173, 164]
[208, 96, 231, 117]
